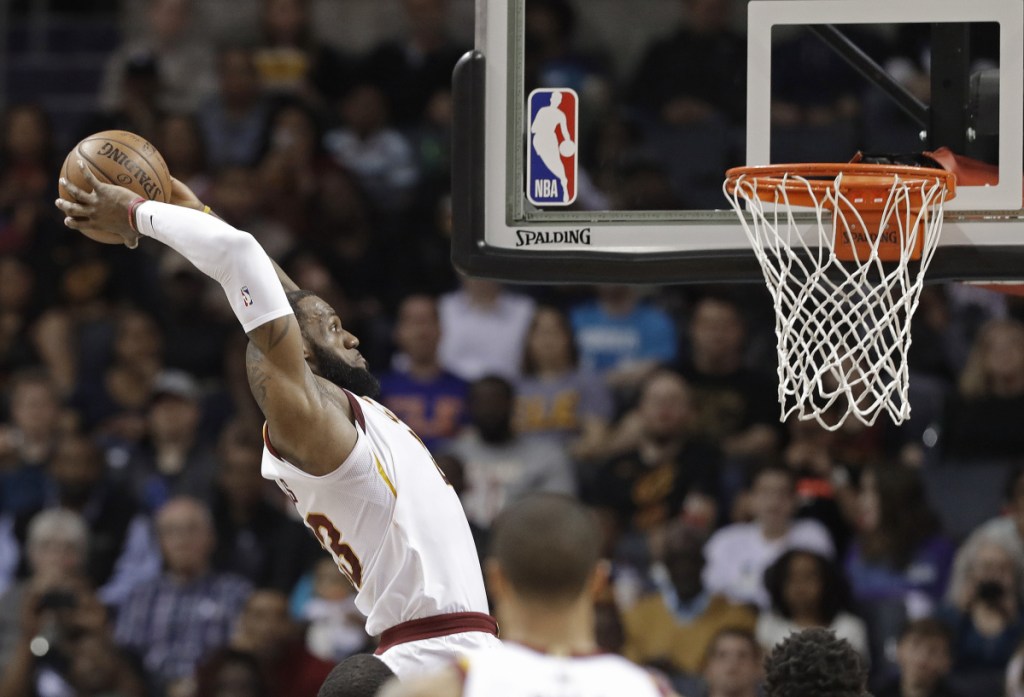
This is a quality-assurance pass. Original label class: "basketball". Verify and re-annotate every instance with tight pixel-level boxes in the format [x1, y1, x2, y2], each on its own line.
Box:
[559, 140, 576, 158]
[58, 130, 172, 244]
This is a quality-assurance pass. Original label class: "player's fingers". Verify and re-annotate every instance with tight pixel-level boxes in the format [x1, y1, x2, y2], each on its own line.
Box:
[62, 216, 86, 230]
[75, 161, 102, 202]
[54, 197, 89, 218]
[59, 175, 95, 205]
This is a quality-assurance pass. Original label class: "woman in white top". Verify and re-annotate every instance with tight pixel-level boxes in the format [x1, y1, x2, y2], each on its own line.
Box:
[757, 549, 869, 659]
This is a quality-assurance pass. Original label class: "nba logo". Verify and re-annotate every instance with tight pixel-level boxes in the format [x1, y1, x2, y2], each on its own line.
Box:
[527, 88, 578, 206]
[241, 286, 253, 307]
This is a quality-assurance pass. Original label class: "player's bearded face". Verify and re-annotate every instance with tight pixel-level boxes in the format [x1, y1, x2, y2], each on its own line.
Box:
[309, 341, 381, 399]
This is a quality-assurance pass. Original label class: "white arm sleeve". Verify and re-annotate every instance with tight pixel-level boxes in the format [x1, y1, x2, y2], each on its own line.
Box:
[134, 201, 293, 333]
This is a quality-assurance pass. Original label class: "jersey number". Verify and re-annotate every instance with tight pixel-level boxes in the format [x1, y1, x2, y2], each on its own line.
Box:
[306, 513, 363, 588]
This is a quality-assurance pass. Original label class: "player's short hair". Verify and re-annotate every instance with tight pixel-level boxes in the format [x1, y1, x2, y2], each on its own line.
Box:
[763, 628, 868, 697]
[489, 493, 602, 604]
[317, 654, 395, 697]
[287, 289, 319, 323]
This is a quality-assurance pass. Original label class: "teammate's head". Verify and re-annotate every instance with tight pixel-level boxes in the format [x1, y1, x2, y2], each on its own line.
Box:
[487, 493, 604, 606]
[318, 653, 395, 697]
[763, 628, 868, 697]
[287, 290, 380, 398]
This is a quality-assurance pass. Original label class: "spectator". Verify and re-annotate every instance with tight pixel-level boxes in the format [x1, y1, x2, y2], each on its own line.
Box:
[701, 628, 762, 697]
[0, 104, 61, 259]
[97, 0, 216, 115]
[0, 257, 38, 387]
[942, 318, 1024, 461]
[623, 521, 755, 677]
[124, 369, 217, 512]
[362, 0, 468, 128]
[628, 0, 746, 125]
[71, 308, 163, 443]
[514, 306, 613, 462]
[257, 101, 330, 237]
[844, 464, 954, 677]
[973, 465, 1024, 560]
[587, 369, 719, 538]
[156, 112, 212, 202]
[780, 414, 858, 557]
[0, 368, 62, 517]
[197, 47, 273, 170]
[875, 619, 963, 697]
[0, 509, 108, 696]
[524, 0, 611, 119]
[210, 420, 318, 590]
[207, 166, 293, 259]
[378, 294, 468, 454]
[89, 52, 165, 142]
[155, 251, 235, 381]
[324, 81, 419, 213]
[37, 432, 160, 607]
[677, 293, 780, 463]
[757, 550, 868, 658]
[67, 631, 147, 697]
[252, 0, 353, 104]
[569, 285, 676, 395]
[115, 497, 252, 690]
[227, 589, 334, 697]
[437, 277, 535, 382]
[302, 165, 394, 321]
[703, 464, 834, 608]
[938, 524, 1024, 685]
[445, 376, 574, 531]
[1008, 642, 1024, 697]
[296, 558, 373, 663]
[194, 648, 269, 697]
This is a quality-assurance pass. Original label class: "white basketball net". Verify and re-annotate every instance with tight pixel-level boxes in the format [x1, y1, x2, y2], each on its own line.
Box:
[724, 170, 951, 430]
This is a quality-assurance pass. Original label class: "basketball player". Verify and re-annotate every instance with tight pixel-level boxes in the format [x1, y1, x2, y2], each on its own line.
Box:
[55, 165, 499, 678]
[763, 628, 870, 697]
[380, 494, 676, 697]
[530, 91, 572, 202]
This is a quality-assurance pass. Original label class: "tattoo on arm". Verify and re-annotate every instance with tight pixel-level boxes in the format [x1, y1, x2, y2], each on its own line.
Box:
[248, 316, 292, 355]
[246, 344, 272, 410]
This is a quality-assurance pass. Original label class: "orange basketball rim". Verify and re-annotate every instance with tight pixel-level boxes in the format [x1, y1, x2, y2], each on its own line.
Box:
[724, 163, 957, 262]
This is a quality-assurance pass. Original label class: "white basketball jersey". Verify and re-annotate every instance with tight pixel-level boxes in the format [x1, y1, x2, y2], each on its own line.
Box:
[460, 643, 669, 697]
[261, 390, 489, 635]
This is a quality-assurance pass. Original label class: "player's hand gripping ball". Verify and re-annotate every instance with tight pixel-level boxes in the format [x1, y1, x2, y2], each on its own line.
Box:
[57, 130, 172, 244]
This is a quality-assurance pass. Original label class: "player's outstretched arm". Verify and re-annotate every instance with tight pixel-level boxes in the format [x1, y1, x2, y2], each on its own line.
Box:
[57, 164, 355, 470]
[168, 176, 300, 293]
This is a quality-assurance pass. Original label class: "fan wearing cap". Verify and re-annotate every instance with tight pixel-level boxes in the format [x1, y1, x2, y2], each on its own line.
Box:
[56, 166, 498, 679]
[124, 369, 217, 513]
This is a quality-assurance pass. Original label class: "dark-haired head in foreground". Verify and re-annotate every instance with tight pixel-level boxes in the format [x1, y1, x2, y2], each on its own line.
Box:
[318, 653, 395, 697]
[488, 492, 603, 606]
[763, 628, 868, 697]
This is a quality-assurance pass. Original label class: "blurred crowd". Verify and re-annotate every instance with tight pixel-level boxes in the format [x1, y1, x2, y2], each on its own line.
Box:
[0, 0, 1021, 696]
